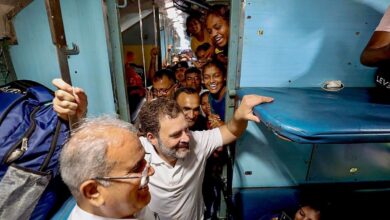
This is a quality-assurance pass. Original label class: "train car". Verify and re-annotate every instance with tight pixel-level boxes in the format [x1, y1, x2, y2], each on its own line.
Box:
[0, 0, 389, 219]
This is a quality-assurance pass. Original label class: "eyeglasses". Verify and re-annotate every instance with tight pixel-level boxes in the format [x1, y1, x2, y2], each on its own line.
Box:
[151, 84, 175, 95]
[94, 153, 151, 182]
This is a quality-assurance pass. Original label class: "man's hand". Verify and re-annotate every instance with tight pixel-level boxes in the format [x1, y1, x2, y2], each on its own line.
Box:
[150, 47, 159, 58]
[234, 95, 273, 123]
[208, 113, 225, 128]
[220, 94, 273, 145]
[52, 78, 88, 122]
[146, 88, 155, 102]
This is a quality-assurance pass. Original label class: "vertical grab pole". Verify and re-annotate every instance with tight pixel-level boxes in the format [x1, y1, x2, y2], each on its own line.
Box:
[137, 0, 147, 88]
[45, 0, 80, 129]
[152, 1, 158, 70]
[45, 0, 72, 85]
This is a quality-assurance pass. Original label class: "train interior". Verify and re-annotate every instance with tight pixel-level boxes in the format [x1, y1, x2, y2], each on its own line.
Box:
[0, 0, 389, 219]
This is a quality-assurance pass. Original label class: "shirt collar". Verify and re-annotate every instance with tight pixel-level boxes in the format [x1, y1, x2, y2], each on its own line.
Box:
[72, 204, 139, 220]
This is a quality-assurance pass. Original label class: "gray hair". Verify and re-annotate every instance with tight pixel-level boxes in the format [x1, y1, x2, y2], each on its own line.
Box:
[60, 115, 137, 199]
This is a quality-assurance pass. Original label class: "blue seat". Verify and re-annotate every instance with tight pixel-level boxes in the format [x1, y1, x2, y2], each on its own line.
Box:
[238, 87, 390, 144]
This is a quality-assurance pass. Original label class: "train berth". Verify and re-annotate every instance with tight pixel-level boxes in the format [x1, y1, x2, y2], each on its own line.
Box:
[237, 87, 390, 144]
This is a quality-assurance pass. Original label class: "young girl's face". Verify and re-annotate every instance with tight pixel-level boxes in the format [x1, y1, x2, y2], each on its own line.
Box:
[187, 19, 202, 36]
[206, 14, 229, 49]
[201, 93, 211, 116]
[202, 65, 226, 95]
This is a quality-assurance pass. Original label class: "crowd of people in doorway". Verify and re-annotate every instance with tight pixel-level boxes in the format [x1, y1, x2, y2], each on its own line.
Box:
[121, 5, 233, 219]
[124, 4, 231, 126]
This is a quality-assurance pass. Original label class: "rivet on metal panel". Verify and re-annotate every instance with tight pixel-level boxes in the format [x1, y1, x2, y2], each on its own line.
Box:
[257, 29, 264, 36]
[349, 167, 358, 173]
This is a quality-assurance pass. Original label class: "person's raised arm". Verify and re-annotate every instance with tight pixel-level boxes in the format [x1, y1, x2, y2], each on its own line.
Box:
[360, 31, 390, 67]
[219, 95, 273, 145]
[52, 78, 88, 123]
[148, 47, 159, 82]
[162, 44, 172, 68]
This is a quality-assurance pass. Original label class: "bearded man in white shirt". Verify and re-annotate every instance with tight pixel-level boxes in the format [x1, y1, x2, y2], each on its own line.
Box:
[137, 96, 272, 219]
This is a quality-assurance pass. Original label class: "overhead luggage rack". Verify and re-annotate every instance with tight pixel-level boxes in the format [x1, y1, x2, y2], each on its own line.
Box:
[237, 87, 390, 144]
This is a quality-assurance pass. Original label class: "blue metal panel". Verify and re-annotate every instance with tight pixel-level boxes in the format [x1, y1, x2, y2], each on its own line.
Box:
[233, 122, 312, 188]
[60, 0, 115, 115]
[9, 0, 115, 116]
[10, 0, 60, 87]
[308, 143, 390, 182]
[240, 0, 389, 87]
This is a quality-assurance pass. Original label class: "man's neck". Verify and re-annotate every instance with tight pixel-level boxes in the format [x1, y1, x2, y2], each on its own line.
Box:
[163, 155, 177, 167]
[78, 202, 137, 219]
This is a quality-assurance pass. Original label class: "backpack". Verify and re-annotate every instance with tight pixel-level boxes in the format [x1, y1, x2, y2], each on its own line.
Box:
[0, 80, 70, 219]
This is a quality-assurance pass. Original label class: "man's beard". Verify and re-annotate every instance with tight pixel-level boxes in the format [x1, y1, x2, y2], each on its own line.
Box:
[157, 138, 190, 159]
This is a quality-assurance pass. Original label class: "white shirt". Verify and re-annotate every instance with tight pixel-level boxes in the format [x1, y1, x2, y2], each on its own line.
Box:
[140, 128, 223, 220]
[68, 204, 157, 220]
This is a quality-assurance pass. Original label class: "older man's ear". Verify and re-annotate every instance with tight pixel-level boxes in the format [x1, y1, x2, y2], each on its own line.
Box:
[80, 180, 104, 207]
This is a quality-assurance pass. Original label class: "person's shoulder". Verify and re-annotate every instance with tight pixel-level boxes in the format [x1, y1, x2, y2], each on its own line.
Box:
[191, 127, 220, 138]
